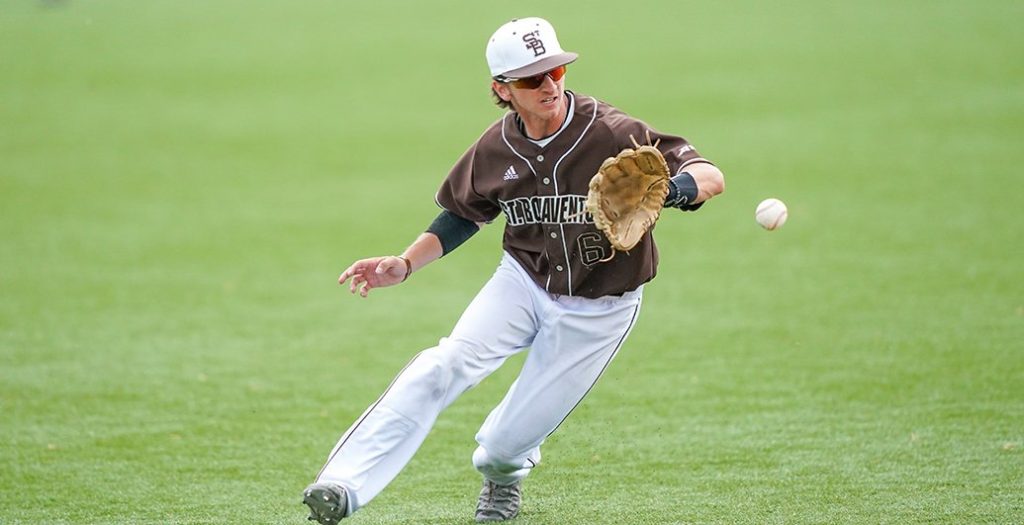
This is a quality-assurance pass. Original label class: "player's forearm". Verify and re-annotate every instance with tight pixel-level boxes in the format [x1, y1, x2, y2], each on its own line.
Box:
[400, 233, 444, 275]
[664, 162, 724, 211]
[426, 210, 481, 255]
[399, 232, 444, 274]
[688, 162, 725, 204]
[400, 211, 482, 278]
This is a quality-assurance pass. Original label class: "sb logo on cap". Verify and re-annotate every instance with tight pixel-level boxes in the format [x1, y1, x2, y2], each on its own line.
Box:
[522, 31, 546, 57]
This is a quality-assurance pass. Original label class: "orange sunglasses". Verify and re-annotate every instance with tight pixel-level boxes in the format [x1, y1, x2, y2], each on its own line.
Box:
[502, 65, 567, 89]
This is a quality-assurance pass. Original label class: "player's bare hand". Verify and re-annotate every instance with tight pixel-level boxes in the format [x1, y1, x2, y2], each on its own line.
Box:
[338, 256, 409, 298]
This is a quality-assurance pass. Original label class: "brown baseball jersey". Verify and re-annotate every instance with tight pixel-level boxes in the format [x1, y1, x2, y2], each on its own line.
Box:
[436, 91, 711, 298]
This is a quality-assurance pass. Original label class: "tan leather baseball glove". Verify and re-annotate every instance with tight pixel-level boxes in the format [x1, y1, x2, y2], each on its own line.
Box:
[586, 138, 670, 253]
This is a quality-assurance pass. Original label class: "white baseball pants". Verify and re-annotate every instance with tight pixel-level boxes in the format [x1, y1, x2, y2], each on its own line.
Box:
[315, 252, 643, 515]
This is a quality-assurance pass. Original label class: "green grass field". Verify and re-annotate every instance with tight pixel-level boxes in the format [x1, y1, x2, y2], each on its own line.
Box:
[2, 1, 1022, 523]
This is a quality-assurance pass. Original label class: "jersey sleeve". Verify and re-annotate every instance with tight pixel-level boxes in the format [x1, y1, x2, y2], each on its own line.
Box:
[434, 142, 501, 223]
[600, 105, 713, 176]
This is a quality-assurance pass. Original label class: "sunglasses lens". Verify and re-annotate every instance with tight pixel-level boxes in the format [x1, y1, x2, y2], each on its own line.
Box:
[509, 65, 567, 89]
[511, 75, 544, 89]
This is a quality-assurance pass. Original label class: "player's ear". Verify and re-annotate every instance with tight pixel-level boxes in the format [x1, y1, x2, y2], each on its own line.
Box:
[492, 80, 512, 103]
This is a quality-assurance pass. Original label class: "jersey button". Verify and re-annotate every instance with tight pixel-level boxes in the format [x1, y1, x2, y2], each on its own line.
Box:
[550, 232, 558, 239]
[537, 155, 544, 162]
[542, 177, 550, 185]
[555, 265, 564, 272]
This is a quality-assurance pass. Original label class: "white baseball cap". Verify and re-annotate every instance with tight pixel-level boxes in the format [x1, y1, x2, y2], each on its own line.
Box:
[485, 17, 578, 80]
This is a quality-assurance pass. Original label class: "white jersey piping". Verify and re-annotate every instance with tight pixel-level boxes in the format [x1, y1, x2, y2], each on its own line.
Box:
[551, 96, 598, 297]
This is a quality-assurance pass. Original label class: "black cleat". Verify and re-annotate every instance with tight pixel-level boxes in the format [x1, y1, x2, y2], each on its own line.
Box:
[302, 482, 348, 524]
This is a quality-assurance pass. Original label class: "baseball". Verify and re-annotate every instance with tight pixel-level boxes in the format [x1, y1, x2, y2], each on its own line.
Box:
[755, 198, 788, 230]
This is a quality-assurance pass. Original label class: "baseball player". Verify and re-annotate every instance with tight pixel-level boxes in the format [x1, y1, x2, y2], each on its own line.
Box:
[303, 17, 725, 523]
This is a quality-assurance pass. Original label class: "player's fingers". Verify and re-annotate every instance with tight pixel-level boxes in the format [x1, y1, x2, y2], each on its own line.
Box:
[339, 261, 367, 284]
[349, 273, 365, 294]
[359, 280, 373, 298]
